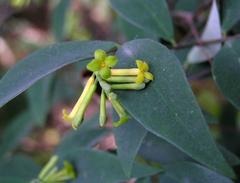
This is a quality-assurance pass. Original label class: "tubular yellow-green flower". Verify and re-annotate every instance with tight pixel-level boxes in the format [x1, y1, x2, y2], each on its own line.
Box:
[62, 74, 96, 129]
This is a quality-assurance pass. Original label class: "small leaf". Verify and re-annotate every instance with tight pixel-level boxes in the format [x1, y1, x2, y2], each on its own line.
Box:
[212, 41, 240, 110]
[115, 39, 234, 178]
[110, 0, 174, 42]
[113, 116, 147, 177]
[187, 0, 222, 63]
[222, 0, 240, 32]
[0, 41, 117, 107]
[163, 162, 233, 183]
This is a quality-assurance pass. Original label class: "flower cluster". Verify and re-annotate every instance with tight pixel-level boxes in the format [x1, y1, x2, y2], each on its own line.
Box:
[31, 155, 76, 183]
[62, 49, 154, 129]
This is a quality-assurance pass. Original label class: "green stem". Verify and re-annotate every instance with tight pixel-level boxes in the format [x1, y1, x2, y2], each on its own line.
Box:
[111, 83, 145, 90]
[106, 92, 129, 127]
[99, 90, 107, 127]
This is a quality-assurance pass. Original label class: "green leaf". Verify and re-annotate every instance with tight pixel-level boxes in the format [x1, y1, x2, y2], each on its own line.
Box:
[0, 178, 26, 183]
[110, 0, 174, 42]
[175, 0, 201, 12]
[113, 116, 147, 177]
[26, 74, 54, 126]
[116, 16, 157, 41]
[163, 162, 233, 183]
[0, 41, 117, 107]
[212, 42, 240, 110]
[219, 145, 240, 166]
[59, 148, 161, 183]
[115, 39, 234, 178]
[0, 155, 40, 181]
[139, 133, 188, 164]
[0, 111, 32, 158]
[222, 0, 240, 32]
[51, 0, 70, 41]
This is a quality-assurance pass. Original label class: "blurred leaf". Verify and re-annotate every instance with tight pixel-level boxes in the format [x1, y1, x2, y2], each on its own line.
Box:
[56, 115, 110, 155]
[0, 155, 40, 181]
[0, 178, 26, 183]
[0, 41, 117, 107]
[51, 0, 70, 41]
[163, 162, 233, 183]
[116, 16, 157, 41]
[222, 0, 240, 33]
[0, 111, 32, 158]
[212, 41, 240, 110]
[110, 0, 174, 42]
[175, 0, 201, 12]
[59, 148, 161, 183]
[26, 74, 54, 126]
[115, 39, 234, 178]
[187, 0, 222, 63]
[113, 116, 147, 177]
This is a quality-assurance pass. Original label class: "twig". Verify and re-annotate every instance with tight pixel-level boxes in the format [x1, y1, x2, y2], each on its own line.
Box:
[173, 34, 240, 49]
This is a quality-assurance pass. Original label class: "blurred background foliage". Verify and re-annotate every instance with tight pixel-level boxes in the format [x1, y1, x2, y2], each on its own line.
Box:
[0, 0, 240, 182]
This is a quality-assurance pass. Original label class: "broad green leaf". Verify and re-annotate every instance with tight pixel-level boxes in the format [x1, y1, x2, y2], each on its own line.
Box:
[212, 41, 240, 110]
[26, 74, 54, 126]
[187, 0, 222, 63]
[56, 115, 110, 155]
[0, 41, 117, 107]
[163, 162, 233, 183]
[113, 116, 147, 177]
[0, 111, 32, 158]
[115, 39, 234, 178]
[51, 0, 70, 41]
[222, 0, 240, 32]
[0, 155, 40, 181]
[59, 148, 161, 183]
[110, 0, 174, 42]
